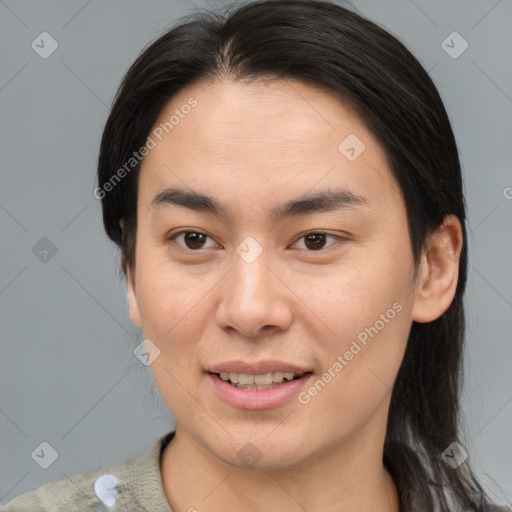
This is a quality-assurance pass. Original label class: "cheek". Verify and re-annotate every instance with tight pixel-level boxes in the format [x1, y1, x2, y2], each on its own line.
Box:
[302, 249, 411, 390]
[135, 242, 200, 330]
[134, 246, 221, 377]
[300, 283, 409, 434]
[306, 257, 407, 340]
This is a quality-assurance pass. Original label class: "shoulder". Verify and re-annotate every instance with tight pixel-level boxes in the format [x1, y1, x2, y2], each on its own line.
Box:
[0, 431, 175, 512]
[0, 490, 43, 511]
[1, 462, 128, 512]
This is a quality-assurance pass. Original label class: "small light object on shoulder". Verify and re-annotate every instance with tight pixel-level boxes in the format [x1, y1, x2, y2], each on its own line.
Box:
[94, 474, 119, 508]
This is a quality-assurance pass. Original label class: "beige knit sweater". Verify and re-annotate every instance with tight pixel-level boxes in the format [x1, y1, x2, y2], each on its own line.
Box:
[2, 430, 510, 511]
[0, 431, 175, 511]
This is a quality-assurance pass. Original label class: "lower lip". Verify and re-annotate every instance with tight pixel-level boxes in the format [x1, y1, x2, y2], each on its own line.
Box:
[208, 372, 312, 410]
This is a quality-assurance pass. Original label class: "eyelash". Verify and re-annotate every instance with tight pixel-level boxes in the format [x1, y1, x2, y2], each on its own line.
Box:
[167, 230, 344, 253]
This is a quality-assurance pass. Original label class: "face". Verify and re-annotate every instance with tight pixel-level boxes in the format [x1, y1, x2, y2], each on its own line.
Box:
[126, 77, 423, 470]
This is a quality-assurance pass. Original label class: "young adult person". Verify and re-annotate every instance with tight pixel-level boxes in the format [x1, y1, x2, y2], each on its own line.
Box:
[3, 1, 509, 510]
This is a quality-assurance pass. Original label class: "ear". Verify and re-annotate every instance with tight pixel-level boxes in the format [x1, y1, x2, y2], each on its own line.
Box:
[126, 263, 142, 327]
[411, 214, 463, 323]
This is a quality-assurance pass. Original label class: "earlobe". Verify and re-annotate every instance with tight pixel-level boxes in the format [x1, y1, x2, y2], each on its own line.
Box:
[126, 265, 142, 327]
[411, 214, 463, 323]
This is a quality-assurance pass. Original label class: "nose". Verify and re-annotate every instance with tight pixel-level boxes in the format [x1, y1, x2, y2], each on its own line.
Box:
[216, 246, 293, 338]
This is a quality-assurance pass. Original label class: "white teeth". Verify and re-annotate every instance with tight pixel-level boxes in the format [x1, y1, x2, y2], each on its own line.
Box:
[216, 371, 302, 387]
[254, 373, 273, 385]
[238, 373, 254, 385]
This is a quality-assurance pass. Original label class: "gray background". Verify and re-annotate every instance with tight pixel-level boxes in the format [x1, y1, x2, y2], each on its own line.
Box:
[1, 0, 511, 506]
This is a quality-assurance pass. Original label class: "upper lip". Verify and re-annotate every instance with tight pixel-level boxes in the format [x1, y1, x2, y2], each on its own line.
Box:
[208, 360, 311, 375]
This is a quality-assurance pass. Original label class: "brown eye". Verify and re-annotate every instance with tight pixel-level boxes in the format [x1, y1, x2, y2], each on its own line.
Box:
[294, 232, 339, 251]
[304, 233, 327, 250]
[170, 231, 216, 250]
[183, 232, 207, 249]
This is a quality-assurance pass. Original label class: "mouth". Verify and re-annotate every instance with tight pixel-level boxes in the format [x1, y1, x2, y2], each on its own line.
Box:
[208, 370, 313, 410]
[209, 371, 312, 390]
[206, 361, 314, 409]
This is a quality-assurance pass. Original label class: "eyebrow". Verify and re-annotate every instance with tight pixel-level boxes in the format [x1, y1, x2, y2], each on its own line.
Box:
[150, 186, 369, 222]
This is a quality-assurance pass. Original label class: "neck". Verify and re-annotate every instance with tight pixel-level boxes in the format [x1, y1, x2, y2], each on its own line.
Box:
[160, 424, 400, 512]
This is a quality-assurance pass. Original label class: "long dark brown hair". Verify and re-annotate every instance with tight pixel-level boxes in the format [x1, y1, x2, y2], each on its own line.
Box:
[97, 1, 503, 509]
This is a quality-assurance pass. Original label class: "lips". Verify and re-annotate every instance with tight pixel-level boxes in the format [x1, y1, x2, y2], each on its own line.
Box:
[206, 360, 313, 408]
[208, 370, 313, 410]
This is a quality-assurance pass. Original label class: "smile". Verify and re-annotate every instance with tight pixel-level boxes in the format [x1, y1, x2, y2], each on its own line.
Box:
[217, 371, 304, 389]
[208, 371, 313, 410]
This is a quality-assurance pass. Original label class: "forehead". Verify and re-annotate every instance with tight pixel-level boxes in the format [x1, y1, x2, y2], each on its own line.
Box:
[153, 78, 371, 156]
[138, 77, 401, 215]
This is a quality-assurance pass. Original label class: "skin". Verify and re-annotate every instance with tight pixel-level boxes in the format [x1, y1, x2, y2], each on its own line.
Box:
[123, 77, 463, 512]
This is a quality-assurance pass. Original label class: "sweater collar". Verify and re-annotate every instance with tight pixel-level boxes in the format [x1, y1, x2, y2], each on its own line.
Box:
[129, 430, 176, 512]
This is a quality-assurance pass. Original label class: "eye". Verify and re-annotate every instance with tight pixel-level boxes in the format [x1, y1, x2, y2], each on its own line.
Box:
[167, 230, 343, 252]
[168, 230, 219, 251]
[292, 231, 342, 251]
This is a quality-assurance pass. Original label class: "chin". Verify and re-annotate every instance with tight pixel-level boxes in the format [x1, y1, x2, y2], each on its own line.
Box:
[208, 428, 315, 471]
